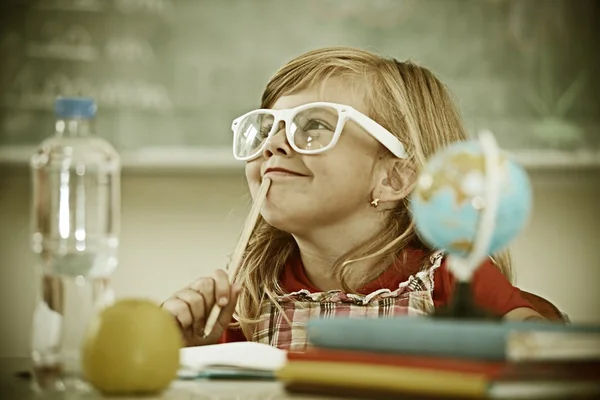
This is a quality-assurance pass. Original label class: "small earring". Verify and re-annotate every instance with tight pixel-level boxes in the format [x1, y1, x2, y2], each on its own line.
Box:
[370, 192, 381, 208]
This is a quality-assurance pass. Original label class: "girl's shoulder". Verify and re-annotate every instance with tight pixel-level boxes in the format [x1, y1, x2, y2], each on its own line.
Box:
[432, 256, 535, 316]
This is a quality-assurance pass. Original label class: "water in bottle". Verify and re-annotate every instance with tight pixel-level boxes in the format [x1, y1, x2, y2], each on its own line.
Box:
[29, 97, 120, 392]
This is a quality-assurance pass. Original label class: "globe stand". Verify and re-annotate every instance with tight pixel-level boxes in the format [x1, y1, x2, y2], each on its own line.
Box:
[412, 131, 531, 324]
[432, 281, 501, 320]
[428, 131, 506, 322]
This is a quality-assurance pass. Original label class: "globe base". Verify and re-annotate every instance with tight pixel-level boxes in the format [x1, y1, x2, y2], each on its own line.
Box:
[433, 281, 502, 320]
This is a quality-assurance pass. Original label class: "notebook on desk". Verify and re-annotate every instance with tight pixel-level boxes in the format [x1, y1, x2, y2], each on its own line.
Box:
[178, 342, 286, 380]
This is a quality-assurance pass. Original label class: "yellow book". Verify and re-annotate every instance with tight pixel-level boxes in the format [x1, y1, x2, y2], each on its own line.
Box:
[277, 360, 489, 398]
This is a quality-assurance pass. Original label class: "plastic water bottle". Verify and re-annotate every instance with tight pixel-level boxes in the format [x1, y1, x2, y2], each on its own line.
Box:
[29, 97, 121, 392]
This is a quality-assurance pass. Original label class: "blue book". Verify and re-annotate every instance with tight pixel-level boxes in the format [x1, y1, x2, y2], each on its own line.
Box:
[307, 317, 600, 361]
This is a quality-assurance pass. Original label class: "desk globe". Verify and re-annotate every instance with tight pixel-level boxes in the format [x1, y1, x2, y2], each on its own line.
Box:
[410, 134, 532, 318]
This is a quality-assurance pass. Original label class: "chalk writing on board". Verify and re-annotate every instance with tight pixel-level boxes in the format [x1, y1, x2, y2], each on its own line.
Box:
[31, 0, 173, 15]
[33, 0, 105, 12]
[27, 22, 98, 62]
[5, 65, 172, 111]
[113, 0, 174, 18]
[99, 80, 172, 110]
[105, 37, 155, 64]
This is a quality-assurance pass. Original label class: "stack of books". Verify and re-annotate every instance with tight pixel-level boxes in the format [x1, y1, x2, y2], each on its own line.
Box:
[277, 318, 600, 399]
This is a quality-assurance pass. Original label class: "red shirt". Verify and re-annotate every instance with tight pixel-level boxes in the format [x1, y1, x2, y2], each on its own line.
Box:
[220, 249, 534, 343]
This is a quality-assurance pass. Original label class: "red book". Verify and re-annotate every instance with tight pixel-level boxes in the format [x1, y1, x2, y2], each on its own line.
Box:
[289, 347, 600, 381]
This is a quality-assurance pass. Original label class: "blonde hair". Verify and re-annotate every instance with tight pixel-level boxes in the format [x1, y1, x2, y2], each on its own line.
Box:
[230, 46, 513, 339]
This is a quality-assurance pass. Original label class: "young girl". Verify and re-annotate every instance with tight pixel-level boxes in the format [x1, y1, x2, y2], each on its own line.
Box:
[161, 46, 544, 351]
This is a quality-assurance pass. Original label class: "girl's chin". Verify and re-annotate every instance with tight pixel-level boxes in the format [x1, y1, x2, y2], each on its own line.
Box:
[260, 210, 312, 234]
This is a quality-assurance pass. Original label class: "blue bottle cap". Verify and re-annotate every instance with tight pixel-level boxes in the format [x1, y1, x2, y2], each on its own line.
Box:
[54, 97, 97, 119]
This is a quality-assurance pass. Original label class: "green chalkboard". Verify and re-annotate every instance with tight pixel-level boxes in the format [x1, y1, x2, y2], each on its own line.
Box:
[0, 0, 598, 167]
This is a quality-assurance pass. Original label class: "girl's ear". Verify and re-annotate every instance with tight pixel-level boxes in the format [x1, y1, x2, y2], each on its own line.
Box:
[374, 159, 417, 204]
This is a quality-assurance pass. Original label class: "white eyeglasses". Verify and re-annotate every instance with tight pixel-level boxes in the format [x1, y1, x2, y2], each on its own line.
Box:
[231, 102, 407, 161]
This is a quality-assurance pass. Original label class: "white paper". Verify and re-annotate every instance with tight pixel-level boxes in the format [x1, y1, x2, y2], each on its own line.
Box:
[179, 342, 286, 372]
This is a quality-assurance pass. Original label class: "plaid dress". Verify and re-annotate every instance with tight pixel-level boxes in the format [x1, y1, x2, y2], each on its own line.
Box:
[251, 251, 445, 352]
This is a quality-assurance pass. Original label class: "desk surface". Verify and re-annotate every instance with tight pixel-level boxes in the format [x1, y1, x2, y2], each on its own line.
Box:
[0, 358, 340, 400]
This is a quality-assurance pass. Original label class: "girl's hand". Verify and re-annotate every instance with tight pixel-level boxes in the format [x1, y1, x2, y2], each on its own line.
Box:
[161, 269, 241, 347]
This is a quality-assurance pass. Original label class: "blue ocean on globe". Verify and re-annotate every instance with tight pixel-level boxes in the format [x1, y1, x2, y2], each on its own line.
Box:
[410, 140, 532, 257]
